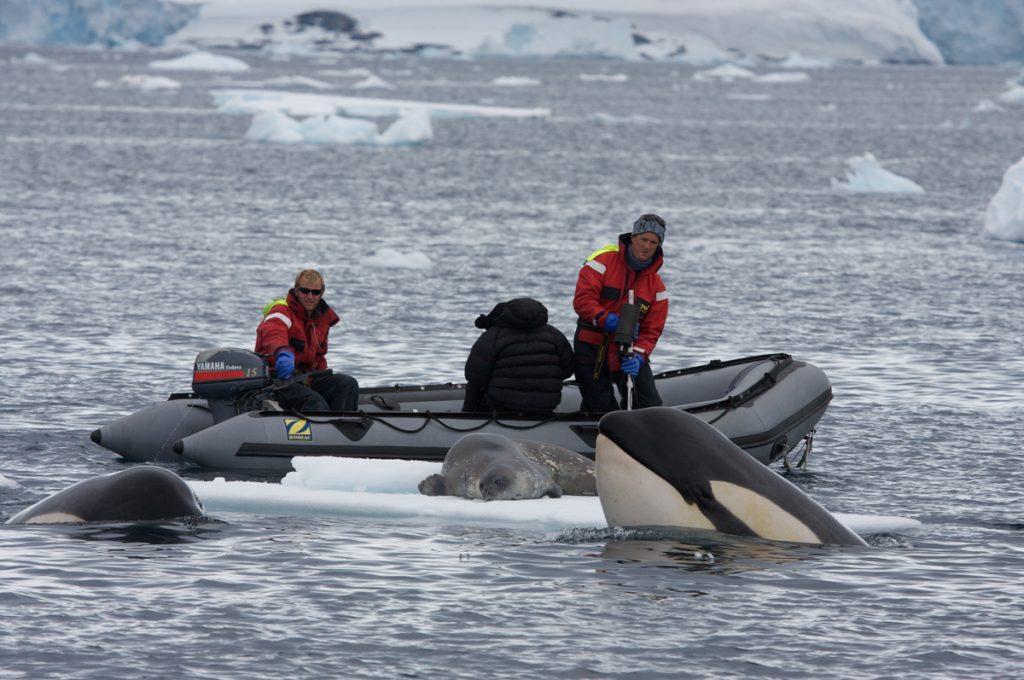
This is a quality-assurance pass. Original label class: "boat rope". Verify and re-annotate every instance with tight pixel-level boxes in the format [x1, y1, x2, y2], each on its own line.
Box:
[782, 429, 814, 471]
[283, 409, 559, 434]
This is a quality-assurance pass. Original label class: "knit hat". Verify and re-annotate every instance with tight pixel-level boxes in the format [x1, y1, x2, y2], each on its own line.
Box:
[632, 213, 666, 244]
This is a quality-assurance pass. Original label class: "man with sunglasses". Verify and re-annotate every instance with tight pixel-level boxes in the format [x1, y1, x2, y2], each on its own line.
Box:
[255, 269, 360, 412]
[572, 213, 669, 412]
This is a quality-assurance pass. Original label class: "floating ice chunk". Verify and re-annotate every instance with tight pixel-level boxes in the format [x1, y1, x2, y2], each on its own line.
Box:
[191, 479, 606, 528]
[210, 89, 551, 120]
[491, 76, 541, 87]
[778, 52, 836, 69]
[189, 476, 917, 535]
[997, 86, 1024, 105]
[377, 109, 433, 146]
[245, 109, 431, 147]
[119, 74, 181, 91]
[244, 110, 305, 144]
[726, 93, 773, 101]
[15, 52, 52, 65]
[984, 156, 1024, 242]
[590, 112, 659, 125]
[284, 457, 440, 494]
[318, 68, 374, 78]
[365, 248, 433, 269]
[351, 74, 395, 90]
[93, 79, 113, 89]
[296, 114, 379, 145]
[831, 152, 925, 194]
[819, 103, 838, 112]
[0, 473, 19, 489]
[262, 75, 333, 90]
[974, 99, 1003, 113]
[579, 73, 629, 82]
[693, 64, 755, 82]
[752, 71, 810, 84]
[149, 51, 249, 73]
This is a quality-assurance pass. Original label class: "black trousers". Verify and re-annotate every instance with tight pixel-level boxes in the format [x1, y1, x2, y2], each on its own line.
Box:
[573, 337, 662, 413]
[274, 372, 360, 412]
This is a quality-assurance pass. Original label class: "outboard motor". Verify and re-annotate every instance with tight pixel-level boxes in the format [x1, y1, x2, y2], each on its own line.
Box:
[192, 348, 271, 423]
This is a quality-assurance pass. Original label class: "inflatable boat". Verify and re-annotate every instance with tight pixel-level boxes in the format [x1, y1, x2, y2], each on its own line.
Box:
[91, 349, 831, 472]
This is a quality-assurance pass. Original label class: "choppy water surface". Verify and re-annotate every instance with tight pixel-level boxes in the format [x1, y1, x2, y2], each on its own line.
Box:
[1, 47, 1022, 678]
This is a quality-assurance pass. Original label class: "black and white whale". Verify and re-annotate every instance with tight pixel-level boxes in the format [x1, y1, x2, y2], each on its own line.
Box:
[418, 433, 566, 500]
[6, 466, 206, 525]
[595, 407, 866, 546]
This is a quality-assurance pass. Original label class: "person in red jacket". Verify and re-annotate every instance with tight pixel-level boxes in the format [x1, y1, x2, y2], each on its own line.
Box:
[254, 269, 359, 412]
[573, 214, 669, 412]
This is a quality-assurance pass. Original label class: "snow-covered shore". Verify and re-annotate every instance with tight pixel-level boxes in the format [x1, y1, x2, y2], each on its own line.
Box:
[3, 0, 1024, 66]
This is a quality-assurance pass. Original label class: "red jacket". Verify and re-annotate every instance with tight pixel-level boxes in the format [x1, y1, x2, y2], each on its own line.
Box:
[573, 233, 669, 370]
[255, 289, 340, 373]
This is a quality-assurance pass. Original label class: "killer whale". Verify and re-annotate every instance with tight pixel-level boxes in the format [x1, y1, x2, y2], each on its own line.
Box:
[6, 466, 206, 525]
[595, 407, 866, 546]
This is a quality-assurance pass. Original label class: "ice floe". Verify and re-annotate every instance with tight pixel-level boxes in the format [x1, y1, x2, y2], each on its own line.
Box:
[351, 74, 395, 90]
[590, 112, 659, 125]
[0, 473, 19, 489]
[188, 458, 921, 535]
[260, 75, 334, 90]
[752, 71, 810, 84]
[116, 74, 181, 91]
[973, 99, 1003, 113]
[244, 110, 431, 147]
[579, 73, 629, 82]
[491, 76, 541, 87]
[149, 51, 249, 72]
[997, 86, 1024, 106]
[984, 157, 1024, 242]
[831, 152, 925, 194]
[211, 89, 551, 120]
[365, 248, 434, 269]
[693, 64, 756, 82]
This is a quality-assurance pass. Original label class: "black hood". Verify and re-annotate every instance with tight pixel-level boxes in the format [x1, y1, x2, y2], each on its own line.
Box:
[475, 297, 549, 330]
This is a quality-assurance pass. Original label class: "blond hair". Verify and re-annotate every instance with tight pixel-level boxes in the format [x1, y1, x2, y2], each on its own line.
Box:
[294, 269, 324, 290]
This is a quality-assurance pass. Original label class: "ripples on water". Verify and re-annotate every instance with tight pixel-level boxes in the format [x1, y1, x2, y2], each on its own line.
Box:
[1, 48, 1022, 677]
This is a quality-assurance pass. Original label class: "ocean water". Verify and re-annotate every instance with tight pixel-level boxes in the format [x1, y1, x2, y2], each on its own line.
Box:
[1, 47, 1022, 678]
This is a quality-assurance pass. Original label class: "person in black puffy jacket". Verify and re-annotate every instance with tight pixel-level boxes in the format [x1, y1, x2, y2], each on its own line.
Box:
[463, 297, 575, 414]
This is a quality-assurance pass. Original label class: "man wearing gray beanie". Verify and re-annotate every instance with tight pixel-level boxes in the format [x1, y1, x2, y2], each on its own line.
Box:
[572, 213, 669, 412]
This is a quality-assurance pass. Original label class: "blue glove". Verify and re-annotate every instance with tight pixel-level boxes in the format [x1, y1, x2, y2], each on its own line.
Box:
[620, 354, 644, 376]
[603, 312, 619, 333]
[275, 351, 295, 380]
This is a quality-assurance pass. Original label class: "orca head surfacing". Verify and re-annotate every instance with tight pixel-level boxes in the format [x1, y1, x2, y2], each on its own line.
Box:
[6, 466, 206, 525]
[595, 407, 866, 547]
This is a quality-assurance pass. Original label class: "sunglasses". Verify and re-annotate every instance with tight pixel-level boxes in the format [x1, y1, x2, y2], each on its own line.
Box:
[298, 287, 323, 296]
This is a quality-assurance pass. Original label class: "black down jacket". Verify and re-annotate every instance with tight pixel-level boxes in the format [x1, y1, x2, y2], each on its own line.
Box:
[463, 297, 575, 414]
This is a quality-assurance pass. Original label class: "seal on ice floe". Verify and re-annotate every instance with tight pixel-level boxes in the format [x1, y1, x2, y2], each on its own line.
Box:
[418, 433, 569, 500]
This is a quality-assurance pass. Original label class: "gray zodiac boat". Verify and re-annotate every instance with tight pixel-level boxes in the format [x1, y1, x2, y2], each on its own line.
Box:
[91, 348, 832, 472]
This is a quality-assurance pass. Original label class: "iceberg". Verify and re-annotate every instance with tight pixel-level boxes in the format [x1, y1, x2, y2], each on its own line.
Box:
[244, 109, 430, 147]
[831, 152, 926, 194]
[0, 0, 198, 46]
[0, 473, 19, 489]
[984, 157, 1024, 243]
[914, 0, 1024, 65]
[974, 99, 1004, 113]
[149, 50, 249, 72]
